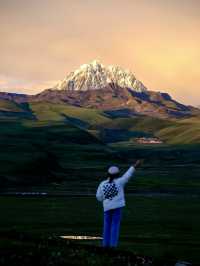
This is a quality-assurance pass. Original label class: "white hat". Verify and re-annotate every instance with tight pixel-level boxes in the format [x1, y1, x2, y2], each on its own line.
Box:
[108, 166, 119, 175]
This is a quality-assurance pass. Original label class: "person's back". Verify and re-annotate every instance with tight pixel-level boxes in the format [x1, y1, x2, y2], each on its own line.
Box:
[96, 160, 141, 247]
[96, 166, 135, 211]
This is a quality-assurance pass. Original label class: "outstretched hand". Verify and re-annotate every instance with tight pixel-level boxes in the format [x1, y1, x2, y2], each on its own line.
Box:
[134, 159, 143, 168]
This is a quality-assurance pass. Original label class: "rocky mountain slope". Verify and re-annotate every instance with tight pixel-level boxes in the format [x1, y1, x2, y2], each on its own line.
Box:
[0, 61, 199, 119]
[33, 85, 194, 118]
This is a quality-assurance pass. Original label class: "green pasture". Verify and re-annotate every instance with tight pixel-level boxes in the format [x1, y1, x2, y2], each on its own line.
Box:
[0, 195, 199, 264]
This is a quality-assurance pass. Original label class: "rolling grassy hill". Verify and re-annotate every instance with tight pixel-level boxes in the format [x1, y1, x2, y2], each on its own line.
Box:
[0, 120, 119, 188]
[28, 102, 200, 145]
[29, 102, 110, 125]
[157, 116, 200, 144]
[0, 99, 24, 112]
[94, 114, 200, 145]
[1, 99, 200, 145]
[0, 100, 200, 189]
[0, 99, 34, 120]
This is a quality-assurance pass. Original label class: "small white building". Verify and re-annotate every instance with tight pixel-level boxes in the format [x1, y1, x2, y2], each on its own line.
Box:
[136, 137, 163, 144]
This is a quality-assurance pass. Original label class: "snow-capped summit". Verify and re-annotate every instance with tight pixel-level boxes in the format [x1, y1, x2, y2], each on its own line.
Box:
[54, 60, 147, 92]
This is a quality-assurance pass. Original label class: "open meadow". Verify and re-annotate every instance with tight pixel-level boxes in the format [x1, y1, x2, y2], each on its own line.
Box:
[0, 117, 200, 265]
[0, 195, 200, 264]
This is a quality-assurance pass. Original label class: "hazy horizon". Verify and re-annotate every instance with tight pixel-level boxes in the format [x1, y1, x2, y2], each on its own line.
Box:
[1, 0, 200, 106]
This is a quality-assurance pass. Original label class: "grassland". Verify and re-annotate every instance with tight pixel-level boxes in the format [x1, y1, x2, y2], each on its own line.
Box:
[0, 99, 24, 112]
[101, 115, 200, 145]
[110, 142, 200, 194]
[0, 102, 200, 264]
[0, 195, 200, 264]
[30, 102, 110, 125]
[0, 120, 117, 188]
[157, 116, 200, 144]
[0, 113, 200, 193]
[1, 100, 200, 145]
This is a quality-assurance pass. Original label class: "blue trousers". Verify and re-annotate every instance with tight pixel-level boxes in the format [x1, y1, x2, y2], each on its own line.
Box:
[102, 207, 122, 247]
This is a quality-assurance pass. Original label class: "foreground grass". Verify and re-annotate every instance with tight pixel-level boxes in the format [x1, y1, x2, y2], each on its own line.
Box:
[0, 195, 199, 264]
[0, 232, 153, 266]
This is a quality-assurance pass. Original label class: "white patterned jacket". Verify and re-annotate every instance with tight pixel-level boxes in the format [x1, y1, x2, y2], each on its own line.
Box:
[96, 166, 135, 212]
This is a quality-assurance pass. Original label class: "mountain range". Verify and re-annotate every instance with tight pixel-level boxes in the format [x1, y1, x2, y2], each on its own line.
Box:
[0, 60, 199, 119]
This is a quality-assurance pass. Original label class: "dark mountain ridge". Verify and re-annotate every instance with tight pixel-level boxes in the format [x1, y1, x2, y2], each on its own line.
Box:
[0, 85, 198, 120]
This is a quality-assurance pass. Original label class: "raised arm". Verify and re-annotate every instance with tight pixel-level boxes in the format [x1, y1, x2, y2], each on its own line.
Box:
[117, 166, 135, 186]
[117, 160, 141, 186]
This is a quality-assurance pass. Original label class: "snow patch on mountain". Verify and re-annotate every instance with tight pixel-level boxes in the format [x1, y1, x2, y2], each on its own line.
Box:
[54, 60, 147, 92]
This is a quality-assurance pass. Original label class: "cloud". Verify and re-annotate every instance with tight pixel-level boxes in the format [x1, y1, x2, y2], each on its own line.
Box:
[0, 75, 57, 94]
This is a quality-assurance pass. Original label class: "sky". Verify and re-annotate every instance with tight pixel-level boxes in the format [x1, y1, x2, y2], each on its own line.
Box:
[0, 0, 200, 106]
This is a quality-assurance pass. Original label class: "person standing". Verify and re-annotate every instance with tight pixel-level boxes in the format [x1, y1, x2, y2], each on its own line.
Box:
[96, 160, 141, 247]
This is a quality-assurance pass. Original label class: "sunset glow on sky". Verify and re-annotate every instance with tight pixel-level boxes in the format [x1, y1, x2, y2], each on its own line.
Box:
[0, 0, 200, 106]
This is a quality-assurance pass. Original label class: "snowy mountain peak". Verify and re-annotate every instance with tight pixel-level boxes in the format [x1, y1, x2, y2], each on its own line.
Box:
[90, 59, 102, 66]
[55, 61, 147, 92]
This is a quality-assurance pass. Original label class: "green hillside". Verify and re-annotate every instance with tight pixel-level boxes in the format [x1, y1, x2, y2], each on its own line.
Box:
[1, 100, 200, 144]
[0, 100, 200, 189]
[0, 99, 24, 112]
[101, 116, 172, 131]
[0, 100, 200, 145]
[0, 99, 34, 120]
[100, 115, 200, 145]
[0, 120, 116, 188]
[157, 116, 200, 144]
[30, 102, 110, 125]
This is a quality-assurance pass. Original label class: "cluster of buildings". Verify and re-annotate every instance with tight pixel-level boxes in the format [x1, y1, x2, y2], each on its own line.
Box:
[135, 137, 163, 144]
